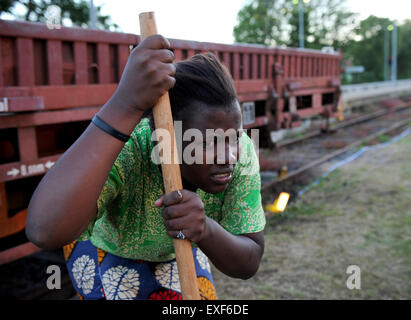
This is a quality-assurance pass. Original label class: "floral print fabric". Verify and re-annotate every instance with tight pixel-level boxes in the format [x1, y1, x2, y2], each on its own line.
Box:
[64, 240, 217, 300]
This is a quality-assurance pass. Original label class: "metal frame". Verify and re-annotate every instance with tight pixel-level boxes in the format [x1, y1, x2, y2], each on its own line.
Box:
[0, 19, 342, 263]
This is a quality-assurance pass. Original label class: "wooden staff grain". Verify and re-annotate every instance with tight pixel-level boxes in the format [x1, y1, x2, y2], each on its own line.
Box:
[138, 11, 200, 300]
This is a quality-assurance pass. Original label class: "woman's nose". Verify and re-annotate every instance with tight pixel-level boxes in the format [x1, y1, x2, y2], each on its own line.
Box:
[216, 142, 238, 165]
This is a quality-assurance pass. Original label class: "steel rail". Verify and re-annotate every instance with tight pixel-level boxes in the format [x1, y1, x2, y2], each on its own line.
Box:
[262, 116, 411, 191]
[276, 101, 411, 149]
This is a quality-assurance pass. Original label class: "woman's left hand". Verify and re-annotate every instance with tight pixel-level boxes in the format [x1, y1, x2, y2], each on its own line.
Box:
[155, 190, 207, 243]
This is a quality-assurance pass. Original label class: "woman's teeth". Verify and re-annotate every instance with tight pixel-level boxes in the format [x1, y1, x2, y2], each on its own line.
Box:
[214, 173, 230, 178]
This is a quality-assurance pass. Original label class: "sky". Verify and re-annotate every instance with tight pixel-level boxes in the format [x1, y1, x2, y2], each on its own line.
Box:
[3, 0, 411, 44]
[93, 0, 411, 44]
[95, 0, 248, 43]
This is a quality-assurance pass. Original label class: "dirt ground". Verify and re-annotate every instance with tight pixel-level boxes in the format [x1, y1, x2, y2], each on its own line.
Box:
[211, 130, 411, 299]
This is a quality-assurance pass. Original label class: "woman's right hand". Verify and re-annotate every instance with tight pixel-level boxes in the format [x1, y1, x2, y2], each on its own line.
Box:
[26, 35, 176, 250]
[112, 34, 176, 113]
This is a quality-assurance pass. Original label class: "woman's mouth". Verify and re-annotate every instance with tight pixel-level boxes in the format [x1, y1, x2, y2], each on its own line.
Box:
[210, 172, 233, 185]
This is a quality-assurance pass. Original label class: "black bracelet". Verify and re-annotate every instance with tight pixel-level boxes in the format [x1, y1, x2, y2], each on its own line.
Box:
[91, 115, 130, 142]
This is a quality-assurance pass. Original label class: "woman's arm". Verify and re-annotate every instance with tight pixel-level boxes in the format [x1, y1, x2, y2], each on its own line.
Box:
[26, 100, 142, 250]
[156, 190, 264, 279]
[198, 218, 264, 280]
[26, 35, 176, 250]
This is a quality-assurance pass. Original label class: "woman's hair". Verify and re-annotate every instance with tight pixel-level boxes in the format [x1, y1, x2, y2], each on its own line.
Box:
[145, 52, 238, 128]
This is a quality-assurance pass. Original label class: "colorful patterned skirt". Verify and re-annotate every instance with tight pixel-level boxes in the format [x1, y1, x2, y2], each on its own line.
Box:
[63, 240, 217, 300]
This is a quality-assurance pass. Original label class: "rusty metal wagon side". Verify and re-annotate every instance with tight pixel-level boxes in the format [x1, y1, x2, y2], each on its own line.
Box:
[0, 19, 341, 263]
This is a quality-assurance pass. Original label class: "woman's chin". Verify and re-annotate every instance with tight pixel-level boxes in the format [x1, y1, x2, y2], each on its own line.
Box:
[202, 183, 229, 194]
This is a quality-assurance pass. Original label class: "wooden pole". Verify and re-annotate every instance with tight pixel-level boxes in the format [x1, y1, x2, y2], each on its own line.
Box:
[139, 11, 200, 300]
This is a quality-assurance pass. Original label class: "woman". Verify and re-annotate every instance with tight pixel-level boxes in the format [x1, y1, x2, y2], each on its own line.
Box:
[26, 35, 265, 300]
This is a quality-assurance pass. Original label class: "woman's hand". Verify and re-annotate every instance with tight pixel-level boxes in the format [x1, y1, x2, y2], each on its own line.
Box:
[155, 190, 207, 243]
[111, 34, 176, 113]
[154, 190, 264, 279]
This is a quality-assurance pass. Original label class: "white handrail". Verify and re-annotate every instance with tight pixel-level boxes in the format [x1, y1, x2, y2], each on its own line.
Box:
[342, 79, 411, 93]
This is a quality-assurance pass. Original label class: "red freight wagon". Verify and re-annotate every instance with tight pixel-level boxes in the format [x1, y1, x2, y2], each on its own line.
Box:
[0, 20, 341, 263]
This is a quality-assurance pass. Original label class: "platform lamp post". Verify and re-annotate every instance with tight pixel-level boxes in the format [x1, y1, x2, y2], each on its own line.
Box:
[295, 0, 311, 48]
[391, 21, 398, 83]
[89, 0, 96, 29]
[384, 24, 391, 81]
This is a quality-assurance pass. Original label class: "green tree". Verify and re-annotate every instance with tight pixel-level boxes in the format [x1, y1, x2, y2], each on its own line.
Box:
[0, 0, 118, 30]
[233, 0, 356, 49]
[233, 0, 279, 45]
[342, 16, 390, 83]
[0, 0, 15, 13]
[397, 20, 411, 80]
[342, 16, 411, 83]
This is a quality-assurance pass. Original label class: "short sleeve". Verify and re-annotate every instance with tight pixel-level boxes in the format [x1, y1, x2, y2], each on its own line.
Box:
[77, 136, 140, 241]
[219, 133, 266, 235]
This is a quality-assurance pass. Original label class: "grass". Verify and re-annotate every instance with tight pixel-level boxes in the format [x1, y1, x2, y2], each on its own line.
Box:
[212, 130, 411, 299]
[376, 133, 390, 143]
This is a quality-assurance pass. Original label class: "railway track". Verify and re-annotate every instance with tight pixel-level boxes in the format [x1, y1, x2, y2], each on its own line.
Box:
[1, 99, 411, 300]
[260, 99, 411, 202]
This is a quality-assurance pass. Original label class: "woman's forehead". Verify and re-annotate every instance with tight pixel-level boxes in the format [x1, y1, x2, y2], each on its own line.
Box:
[183, 102, 242, 132]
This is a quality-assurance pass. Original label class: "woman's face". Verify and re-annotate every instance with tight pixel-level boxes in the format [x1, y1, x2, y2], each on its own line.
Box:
[179, 101, 243, 194]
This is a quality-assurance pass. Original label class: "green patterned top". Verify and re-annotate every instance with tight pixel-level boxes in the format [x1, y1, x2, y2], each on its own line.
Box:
[79, 118, 266, 261]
